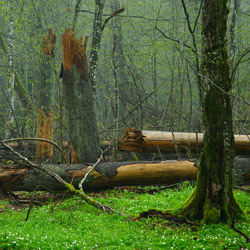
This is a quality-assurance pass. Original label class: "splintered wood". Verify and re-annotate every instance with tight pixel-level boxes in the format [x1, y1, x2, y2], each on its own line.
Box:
[42, 28, 56, 56]
[118, 127, 250, 155]
[35, 108, 54, 163]
[62, 28, 89, 80]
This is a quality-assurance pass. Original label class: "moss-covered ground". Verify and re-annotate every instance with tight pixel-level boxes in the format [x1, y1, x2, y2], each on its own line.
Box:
[0, 183, 249, 249]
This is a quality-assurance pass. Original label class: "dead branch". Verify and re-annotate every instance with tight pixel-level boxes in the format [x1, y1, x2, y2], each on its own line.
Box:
[3, 138, 67, 163]
[79, 147, 111, 189]
[0, 139, 113, 213]
[101, 8, 125, 31]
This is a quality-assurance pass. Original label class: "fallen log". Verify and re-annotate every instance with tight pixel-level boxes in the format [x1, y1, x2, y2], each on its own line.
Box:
[118, 128, 250, 155]
[0, 158, 249, 191]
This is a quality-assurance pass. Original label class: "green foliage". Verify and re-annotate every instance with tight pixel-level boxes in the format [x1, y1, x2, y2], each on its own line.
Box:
[0, 185, 249, 249]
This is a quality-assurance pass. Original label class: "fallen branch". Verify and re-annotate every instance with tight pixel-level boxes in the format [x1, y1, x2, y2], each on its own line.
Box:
[79, 147, 111, 189]
[0, 139, 113, 213]
[3, 138, 66, 163]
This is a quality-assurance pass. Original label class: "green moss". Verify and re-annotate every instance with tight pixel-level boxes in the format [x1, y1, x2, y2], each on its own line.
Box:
[65, 183, 75, 192]
[201, 199, 221, 225]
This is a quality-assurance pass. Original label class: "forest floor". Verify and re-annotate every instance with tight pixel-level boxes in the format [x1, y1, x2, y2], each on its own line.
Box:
[0, 183, 249, 249]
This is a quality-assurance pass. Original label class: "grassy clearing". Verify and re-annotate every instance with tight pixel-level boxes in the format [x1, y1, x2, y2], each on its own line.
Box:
[0, 183, 249, 249]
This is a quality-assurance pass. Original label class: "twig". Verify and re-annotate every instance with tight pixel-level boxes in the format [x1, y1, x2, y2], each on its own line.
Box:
[25, 204, 33, 221]
[193, 0, 203, 33]
[79, 147, 111, 189]
[101, 8, 125, 32]
[80, 9, 171, 22]
[155, 26, 192, 50]
[3, 138, 67, 163]
[231, 48, 250, 82]
[0, 139, 113, 213]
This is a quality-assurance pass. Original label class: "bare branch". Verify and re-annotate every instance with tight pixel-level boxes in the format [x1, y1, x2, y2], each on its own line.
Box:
[3, 138, 67, 163]
[79, 9, 171, 22]
[0, 139, 113, 213]
[231, 48, 250, 82]
[101, 8, 125, 32]
[79, 147, 111, 189]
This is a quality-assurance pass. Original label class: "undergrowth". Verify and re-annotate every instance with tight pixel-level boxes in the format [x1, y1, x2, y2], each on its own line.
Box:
[0, 183, 249, 249]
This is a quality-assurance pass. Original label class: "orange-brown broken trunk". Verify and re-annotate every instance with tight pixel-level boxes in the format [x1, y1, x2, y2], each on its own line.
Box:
[35, 108, 54, 163]
[62, 28, 89, 80]
[118, 127, 250, 156]
[35, 29, 56, 163]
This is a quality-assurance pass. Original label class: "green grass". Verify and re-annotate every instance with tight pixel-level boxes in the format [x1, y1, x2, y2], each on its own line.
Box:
[0, 183, 249, 249]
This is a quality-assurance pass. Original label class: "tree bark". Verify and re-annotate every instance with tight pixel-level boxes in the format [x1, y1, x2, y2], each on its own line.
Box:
[118, 128, 250, 156]
[36, 29, 56, 163]
[6, 0, 15, 136]
[179, 0, 244, 224]
[1, 158, 249, 192]
[89, 0, 105, 91]
[62, 29, 100, 163]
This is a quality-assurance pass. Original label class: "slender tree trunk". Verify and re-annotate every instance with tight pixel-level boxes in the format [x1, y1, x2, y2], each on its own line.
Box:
[6, 0, 15, 137]
[179, 0, 244, 224]
[89, 0, 105, 92]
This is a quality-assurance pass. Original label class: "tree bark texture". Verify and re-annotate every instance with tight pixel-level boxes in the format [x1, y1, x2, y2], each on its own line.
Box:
[36, 29, 56, 163]
[118, 128, 250, 156]
[62, 29, 100, 163]
[89, 0, 105, 91]
[179, 0, 244, 224]
[1, 158, 249, 192]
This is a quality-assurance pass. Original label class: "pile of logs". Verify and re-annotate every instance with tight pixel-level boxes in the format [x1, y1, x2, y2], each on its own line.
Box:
[0, 127, 250, 191]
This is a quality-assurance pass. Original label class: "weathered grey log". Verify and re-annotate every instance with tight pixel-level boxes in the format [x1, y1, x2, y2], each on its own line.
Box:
[0, 158, 249, 192]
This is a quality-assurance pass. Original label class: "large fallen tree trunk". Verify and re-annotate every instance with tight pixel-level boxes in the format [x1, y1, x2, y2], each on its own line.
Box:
[0, 158, 249, 191]
[118, 128, 250, 155]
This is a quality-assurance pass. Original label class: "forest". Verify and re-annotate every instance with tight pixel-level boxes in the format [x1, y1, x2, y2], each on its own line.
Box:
[0, 0, 250, 249]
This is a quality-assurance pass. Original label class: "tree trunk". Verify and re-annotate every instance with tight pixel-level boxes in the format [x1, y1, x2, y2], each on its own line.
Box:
[1, 158, 249, 192]
[62, 29, 100, 163]
[0, 33, 33, 121]
[179, 0, 244, 224]
[118, 128, 250, 156]
[89, 0, 105, 91]
[6, 0, 15, 137]
[35, 29, 56, 163]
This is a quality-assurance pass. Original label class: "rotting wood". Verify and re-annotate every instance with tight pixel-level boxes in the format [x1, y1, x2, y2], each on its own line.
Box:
[118, 127, 250, 155]
[36, 29, 56, 163]
[0, 140, 113, 213]
[35, 108, 54, 163]
[62, 28, 89, 80]
[0, 158, 249, 192]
